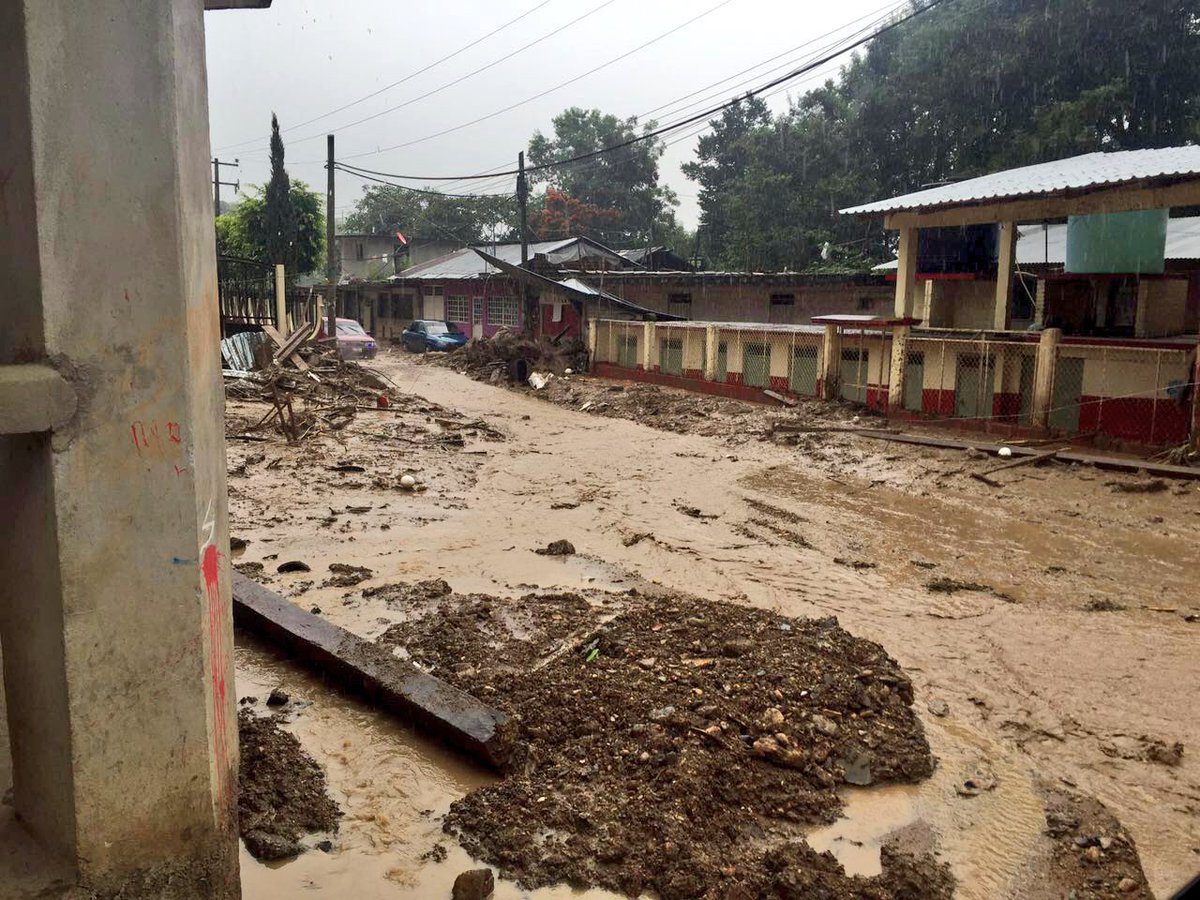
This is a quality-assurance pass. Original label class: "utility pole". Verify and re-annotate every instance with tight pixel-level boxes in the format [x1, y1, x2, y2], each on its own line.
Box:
[517, 151, 535, 336]
[211, 157, 239, 217]
[325, 135, 337, 343]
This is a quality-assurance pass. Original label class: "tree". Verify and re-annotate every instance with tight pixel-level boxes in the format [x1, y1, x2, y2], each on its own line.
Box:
[216, 180, 324, 275]
[683, 0, 1200, 271]
[344, 184, 514, 245]
[527, 108, 678, 246]
[264, 114, 298, 270]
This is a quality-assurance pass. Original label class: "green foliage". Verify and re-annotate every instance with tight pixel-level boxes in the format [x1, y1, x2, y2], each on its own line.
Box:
[686, 0, 1200, 271]
[528, 107, 679, 246]
[217, 180, 324, 276]
[344, 185, 515, 244]
[264, 114, 298, 268]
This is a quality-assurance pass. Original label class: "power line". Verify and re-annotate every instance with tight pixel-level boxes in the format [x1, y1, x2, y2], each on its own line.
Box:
[332, 163, 516, 200]
[224, 0, 619, 156]
[335, 0, 741, 162]
[215, 0, 556, 152]
[335, 0, 952, 177]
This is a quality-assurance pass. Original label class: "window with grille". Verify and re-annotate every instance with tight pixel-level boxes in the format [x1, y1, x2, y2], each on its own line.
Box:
[770, 293, 795, 306]
[446, 295, 470, 322]
[488, 295, 519, 327]
[423, 285, 443, 297]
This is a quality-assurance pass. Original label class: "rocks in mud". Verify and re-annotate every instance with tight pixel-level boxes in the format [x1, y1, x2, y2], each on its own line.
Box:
[324, 562, 373, 587]
[760, 707, 785, 730]
[926, 699, 949, 717]
[721, 637, 753, 657]
[266, 688, 289, 707]
[811, 713, 839, 736]
[534, 539, 576, 556]
[925, 576, 991, 594]
[451, 868, 495, 900]
[242, 830, 302, 861]
[276, 560, 311, 574]
[1142, 738, 1184, 767]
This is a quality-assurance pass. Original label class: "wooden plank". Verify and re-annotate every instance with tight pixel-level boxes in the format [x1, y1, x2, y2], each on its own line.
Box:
[263, 322, 312, 373]
[231, 573, 511, 770]
[978, 447, 1064, 476]
[763, 390, 798, 407]
[855, 430, 1200, 480]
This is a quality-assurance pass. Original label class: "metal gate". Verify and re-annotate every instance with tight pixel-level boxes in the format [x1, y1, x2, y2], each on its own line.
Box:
[743, 343, 770, 388]
[788, 345, 818, 395]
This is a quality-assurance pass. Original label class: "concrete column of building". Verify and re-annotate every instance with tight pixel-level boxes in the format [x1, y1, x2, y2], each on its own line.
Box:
[818, 324, 843, 399]
[1031, 327, 1062, 430]
[886, 325, 911, 410]
[1034, 278, 1047, 326]
[641, 321, 655, 370]
[703, 325, 719, 381]
[894, 226, 920, 318]
[0, 2, 238, 896]
[1191, 349, 1200, 449]
[994, 221, 1018, 331]
[1134, 280, 1151, 338]
[275, 264, 288, 335]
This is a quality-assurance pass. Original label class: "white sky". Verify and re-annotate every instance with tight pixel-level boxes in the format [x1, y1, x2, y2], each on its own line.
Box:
[204, 0, 894, 232]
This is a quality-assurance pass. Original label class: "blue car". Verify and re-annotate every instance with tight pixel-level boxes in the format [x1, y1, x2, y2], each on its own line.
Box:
[401, 319, 469, 353]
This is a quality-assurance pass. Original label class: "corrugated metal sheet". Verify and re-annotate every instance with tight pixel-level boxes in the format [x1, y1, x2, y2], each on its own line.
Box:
[391, 237, 626, 280]
[872, 214, 1200, 269]
[841, 147, 1200, 217]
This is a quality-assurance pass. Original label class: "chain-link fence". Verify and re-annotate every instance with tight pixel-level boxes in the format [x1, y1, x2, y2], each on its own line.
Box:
[591, 319, 1196, 448]
[1053, 343, 1195, 446]
[904, 335, 1039, 425]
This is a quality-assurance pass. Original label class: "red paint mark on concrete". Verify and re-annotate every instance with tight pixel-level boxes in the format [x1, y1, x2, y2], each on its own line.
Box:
[202, 543, 234, 815]
[167, 421, 182, 444]
[174, 465, 188, 477]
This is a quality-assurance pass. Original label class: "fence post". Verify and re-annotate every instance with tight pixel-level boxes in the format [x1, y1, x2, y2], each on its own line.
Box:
[818, 323, 841, 400]
[641, 321, 655, 371]
[1031, 327, 1061, 430]
[1191, 349, 1200, 449]
[703, 324, 718, 381]
[887, 325, 910, 411]
[274, 264, 288, 335]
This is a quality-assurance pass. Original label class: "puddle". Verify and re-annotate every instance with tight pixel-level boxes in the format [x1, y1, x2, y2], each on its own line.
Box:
[805, 784, 921, 877]
[235, 639, 625, 899]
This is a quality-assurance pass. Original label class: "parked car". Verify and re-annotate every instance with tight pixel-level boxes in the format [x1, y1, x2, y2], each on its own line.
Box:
[335, 318, 377, 360]
[401, 320, 468, 353]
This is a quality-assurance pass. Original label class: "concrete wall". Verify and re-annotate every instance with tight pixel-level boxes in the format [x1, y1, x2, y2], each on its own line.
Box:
[1136, 278, 1189, 338]
[586, 276, 893, 324]
[0, 2, 238, 895]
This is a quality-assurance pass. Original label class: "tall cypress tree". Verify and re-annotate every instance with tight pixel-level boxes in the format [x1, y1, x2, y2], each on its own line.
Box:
[264, 113, 297, 271]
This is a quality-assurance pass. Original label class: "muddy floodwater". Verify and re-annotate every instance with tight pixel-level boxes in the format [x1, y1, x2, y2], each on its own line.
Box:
[229, 350, 1198, 898]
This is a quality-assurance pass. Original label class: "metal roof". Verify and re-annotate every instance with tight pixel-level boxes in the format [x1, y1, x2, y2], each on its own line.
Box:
[390, 237, 626, 281]
[841, 147, 1200, 217]
[873, 214, 1200, 269]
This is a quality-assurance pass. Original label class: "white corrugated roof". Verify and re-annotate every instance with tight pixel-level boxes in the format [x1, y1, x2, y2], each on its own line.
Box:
[842, 147, 1200, 217]
[390, 237, 626, 280]
[872, 214, 1200, 270]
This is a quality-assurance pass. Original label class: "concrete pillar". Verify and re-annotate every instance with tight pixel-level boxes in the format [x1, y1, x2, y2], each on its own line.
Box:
[703, 325, 719, 381]
[818, 324, 842, 400]
[994, 221, 1018, 331]
[0, 2, 238, 896]
[894, 226, 920, 318]
[1034, 278, 1047, 326]
[1191, 350, 1200, 449]
[1134, 280, 1151, 337]
[1031, 328, 1062, 430]
[641, 321, 655, 371]
[274, 264, 288, 336]
[887, 325, 911, 410]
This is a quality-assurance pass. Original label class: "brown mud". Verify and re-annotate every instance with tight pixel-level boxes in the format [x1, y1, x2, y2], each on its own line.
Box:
[228, 350, 1193, 898]
[374, 584, 943, 898]
[237, 708, 340, 859]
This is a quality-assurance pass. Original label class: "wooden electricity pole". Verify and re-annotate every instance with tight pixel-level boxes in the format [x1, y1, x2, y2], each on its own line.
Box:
[325, 134, 337, 342]
[518, 150, 536, 336]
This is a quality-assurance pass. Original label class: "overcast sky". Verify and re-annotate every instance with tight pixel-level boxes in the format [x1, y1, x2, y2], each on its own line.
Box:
[204, 0, 894, 232]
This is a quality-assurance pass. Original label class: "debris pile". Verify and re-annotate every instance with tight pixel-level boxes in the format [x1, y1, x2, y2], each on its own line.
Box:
[374, 585, 944, 898]
[224, 326, 399, 442]
[1042, 786, 1152, 898]
[429, 330, 588, 384]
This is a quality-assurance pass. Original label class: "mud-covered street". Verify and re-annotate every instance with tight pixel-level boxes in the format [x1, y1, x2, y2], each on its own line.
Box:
[229, 349, 1198, 899]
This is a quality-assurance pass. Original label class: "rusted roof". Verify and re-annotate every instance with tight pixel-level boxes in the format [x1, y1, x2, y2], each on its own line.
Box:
[841, 147, 1200, 217]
